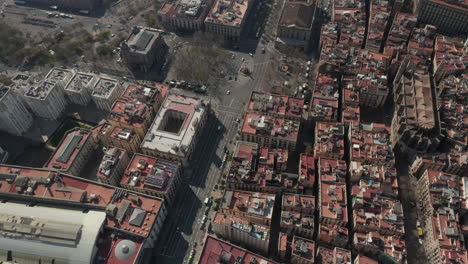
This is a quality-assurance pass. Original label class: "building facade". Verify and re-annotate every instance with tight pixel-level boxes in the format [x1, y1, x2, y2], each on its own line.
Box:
[0, 85, 33, 136]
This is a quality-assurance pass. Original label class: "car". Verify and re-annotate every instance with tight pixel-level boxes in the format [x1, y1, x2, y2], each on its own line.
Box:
[231, 54, 235, 59]
[241, 57, 245, 62]
[107, 24, 112, 28]
[226, 90, 230, 95]
[249, 53, 253, 57]
[217, 125, 222, 131]
[262, 48, 265, 54]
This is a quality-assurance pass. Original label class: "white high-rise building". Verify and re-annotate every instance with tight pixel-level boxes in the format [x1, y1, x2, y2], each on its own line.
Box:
[45, 67, 74, 90]
[23, 80, 67, 120]
[91, 76, 123, 110]
[65, 72, 97, 105]
[0, 84, 33, 135]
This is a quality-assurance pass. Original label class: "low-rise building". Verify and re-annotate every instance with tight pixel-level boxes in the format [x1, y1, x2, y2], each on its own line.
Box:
[310, 72, 340, 121]
[319, 23, 338, 50]
[349, 161, 399, 196]
[318, 158, 348, 226]
[407, 25, 437, 71]
[248, 91, 305, 121]
[64, 72, 97, 105]
[108, 84, 163, 138]
[96, 146, 130, 186]
[317, 223, 348, 248]
[159, 0, 212, 31]
[90, 76, 123, 110]
[23, 80, 67, 120]
[433, 37, 467, 84]
[332, 0, 366, 48]
[349, 123, 395, 167]
[121, 27, 167, 72]
[366, 0, 392, 52]
[314, 122, 345, 159]
[45, 128, 96, 176]
[316, 246, 351, 264]
[212, 212, 270, 253]
[204, 0, 254, 40]
[240, 112, 300, 151]
[281, 194, 315, 238]
[98, 124, 142, 154]
[299, 154, 315, 190]
[291, 236, 315, 264]
[384, 13, 417, 57]
[276, 2, 316, 50]
[220, 190, 275, 226]
[141, 93, 208, 165]
[278, 232, 289, 260]
[198, 235, 279, 264]
[0, 84, 33, 136]
[121, 153, 182, 205]
[354, 231, 407, 263]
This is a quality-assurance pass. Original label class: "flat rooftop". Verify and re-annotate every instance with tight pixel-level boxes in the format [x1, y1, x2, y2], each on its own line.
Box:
[24, 80, 57, 100]
[92, 77, 119, 98]
[213, 212, 270, 241]
[315, 122, 345, 158]
[65, 72, 96, 92]
[122, 153, 180, 193]
[205, 0, 251, 27]
[199, 236, 278, 264]
[173, 0, 208, 19]
[292, 236, 315, 262]
[248, 92, 304, 119]
[0, 165, 164, 238]
[45, 67, 73, 83]
[45, 128, 91, 171]
[97, 147, 127, 179]
[241, 112, 300, 142]
[222, 190, 275, 220]
[142, 93, 207, 156]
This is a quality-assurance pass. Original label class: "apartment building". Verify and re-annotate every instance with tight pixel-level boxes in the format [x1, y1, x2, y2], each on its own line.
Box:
[45, 67, 74, 90]
[354, 231, 407, 263]
[417, 0, 468, 35]
[121, 27, 167, 72]
[314, 122, 345, 159]
[240, 112, 300, 151]
[90, 76, 123, 110]
[220, 190, 275, 226]
[316, 246, 351, 264]
[291, 236, 315, 264]
[141, 93, 208, 165]
[433, 36, 467, 83]
[45, 128, 96, 176]
[366, 0, 392, 52]
[277, 2, 316, 50]
[310, 72, 340, 121]
[120, 153, 182, 205]
[98, 124, 142, 153]
[349, 161, 399, 196]
[298, 154, 315, 189]
[0, 84, 33, 136]
[248, 91, 305, 121]
[199, 236, 279, 264]
[318, 158, 348, 226]
[64, 72, 97, 105]
[158, 0, 212, 31]
[204, 0, 253, 40]
[23, 80, 67, 120]
[281, 194, 315, 238]
[319, 23, 338, 50]
[384, 13, 417, 57]
[317, 223, 348, 249]
[212, 212, 270, 253]
[108, 84, 163, 138]
[332, 0, 366, 48]
[349, 123, 395, 167]
[96, 146, 130, 186]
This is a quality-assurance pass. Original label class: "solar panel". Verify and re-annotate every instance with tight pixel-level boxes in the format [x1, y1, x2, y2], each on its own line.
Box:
[57, 134, 83, 163]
